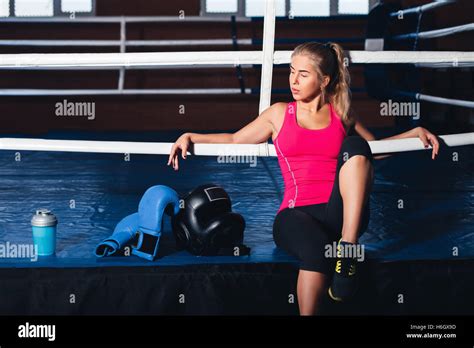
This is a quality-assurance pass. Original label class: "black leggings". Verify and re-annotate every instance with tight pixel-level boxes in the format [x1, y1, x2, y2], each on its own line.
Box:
[272, 136, 374, 275]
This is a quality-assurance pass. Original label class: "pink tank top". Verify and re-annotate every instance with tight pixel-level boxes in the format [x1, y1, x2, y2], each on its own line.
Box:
[274, 101, 347, 213]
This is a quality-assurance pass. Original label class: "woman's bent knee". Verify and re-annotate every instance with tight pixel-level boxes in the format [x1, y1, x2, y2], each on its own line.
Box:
[339, 136, 374, 166]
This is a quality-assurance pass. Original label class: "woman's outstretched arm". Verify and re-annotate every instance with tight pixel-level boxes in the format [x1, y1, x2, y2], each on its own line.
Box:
[354, 121, 440, 160]
[167, 102, 283, 170]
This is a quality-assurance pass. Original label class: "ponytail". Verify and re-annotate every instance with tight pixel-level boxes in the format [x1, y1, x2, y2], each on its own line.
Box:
[327, 42, 354, 129]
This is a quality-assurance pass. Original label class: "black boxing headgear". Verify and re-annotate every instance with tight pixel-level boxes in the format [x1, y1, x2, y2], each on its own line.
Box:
[171, 184, 249, 256]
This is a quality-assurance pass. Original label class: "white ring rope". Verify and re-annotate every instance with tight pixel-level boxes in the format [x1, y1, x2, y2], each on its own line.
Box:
[0, 64, 256, 70]
[0, 88, 254, 96]
[390, 0, 455, 17]
[0, 16, 252, 23]
[416, 22, 474, 39]
[0, 51, 472, 69]
[0, 39, 254, 47]
[0, 133, 472, 157]
[0, 0, 472, 159]
[416, 93, 474, 108]
[415, 62, 474, 68]
[395, 91, 474, 109]
[393, 23, 474, 40]
[4, 26, 470, 46]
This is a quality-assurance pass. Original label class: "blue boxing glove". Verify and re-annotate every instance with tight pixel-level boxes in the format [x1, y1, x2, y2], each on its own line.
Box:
[132, 185, 180, 261]
[95, 213, 139, 257]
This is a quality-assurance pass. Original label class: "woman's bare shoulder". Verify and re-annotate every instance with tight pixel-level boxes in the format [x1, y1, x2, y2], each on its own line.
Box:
[268, 102, 288, 118]
[272, 102, 289, 110]
[266, 102, 288, 140]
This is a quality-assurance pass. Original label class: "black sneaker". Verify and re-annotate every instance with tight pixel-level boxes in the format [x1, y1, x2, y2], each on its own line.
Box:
[328, 239, 359, 302]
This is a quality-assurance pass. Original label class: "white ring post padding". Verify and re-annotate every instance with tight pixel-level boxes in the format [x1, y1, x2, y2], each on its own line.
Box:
[259, 0, 276, 157]
[118, 17, 126, 92]
[0, 133, 472, 156]
[259, 0, 275, 114]
[0, 51, 473, 69]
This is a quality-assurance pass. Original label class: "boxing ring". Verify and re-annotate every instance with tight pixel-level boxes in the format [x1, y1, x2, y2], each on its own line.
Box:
[0, 0, 473, 316]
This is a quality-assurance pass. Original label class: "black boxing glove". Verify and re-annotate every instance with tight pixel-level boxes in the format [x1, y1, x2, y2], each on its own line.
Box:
[172, 183, 249, 256]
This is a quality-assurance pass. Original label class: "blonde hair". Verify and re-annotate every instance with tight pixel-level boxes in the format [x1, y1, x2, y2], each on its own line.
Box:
[291, 42, 355, 129]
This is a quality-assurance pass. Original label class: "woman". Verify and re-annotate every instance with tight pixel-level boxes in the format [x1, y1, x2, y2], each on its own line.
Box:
[167, 42, 439, 315]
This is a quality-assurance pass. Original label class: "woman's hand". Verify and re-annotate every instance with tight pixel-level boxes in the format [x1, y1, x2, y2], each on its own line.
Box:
[167, 133, 191, 171]
[413, 127, 439, 160]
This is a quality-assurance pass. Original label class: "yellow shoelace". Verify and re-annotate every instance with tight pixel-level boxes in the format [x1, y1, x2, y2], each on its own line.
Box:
[335, 240, 356, 276]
